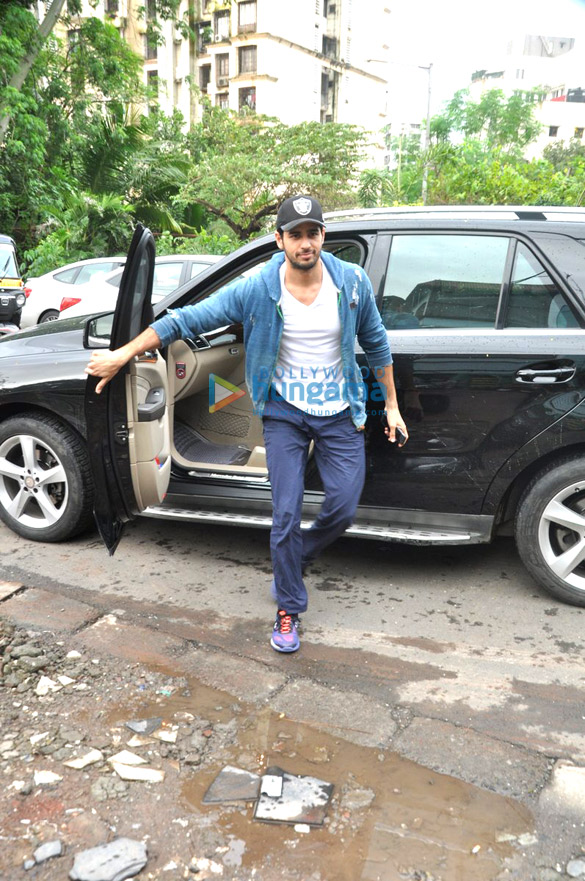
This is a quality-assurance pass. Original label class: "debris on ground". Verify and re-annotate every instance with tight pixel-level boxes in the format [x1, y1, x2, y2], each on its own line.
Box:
[202, 765, 261, 804]
[254, 767, 334, 826]
[69, 838, 148, 881]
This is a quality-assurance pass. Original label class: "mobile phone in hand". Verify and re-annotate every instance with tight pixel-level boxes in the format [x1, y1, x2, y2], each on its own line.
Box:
[381, 413, 407, 445]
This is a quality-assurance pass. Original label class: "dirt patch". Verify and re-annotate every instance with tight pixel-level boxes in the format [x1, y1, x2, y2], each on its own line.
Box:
[0, 617, 535, 880]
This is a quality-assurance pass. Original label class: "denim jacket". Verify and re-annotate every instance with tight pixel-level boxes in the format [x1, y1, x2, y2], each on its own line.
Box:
[151, 250, 392, 428]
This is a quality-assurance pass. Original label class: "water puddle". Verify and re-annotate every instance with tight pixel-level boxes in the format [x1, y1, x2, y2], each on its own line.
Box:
[107, 675, 533, 880]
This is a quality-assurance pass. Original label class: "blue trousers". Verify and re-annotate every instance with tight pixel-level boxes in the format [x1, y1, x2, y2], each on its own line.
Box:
[262, 395, 366, 615]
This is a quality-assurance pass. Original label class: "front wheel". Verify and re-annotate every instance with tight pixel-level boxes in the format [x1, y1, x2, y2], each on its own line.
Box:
[0, 414, 94, 542]
[515, 457, 585, 607]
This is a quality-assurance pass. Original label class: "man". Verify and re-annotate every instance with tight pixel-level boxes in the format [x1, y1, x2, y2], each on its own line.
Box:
[85, 195, 408, 654]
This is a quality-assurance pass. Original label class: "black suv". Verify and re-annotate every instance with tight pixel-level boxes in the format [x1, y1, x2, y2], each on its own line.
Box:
[1, 207, 585, 607]
[0, 234, 26, 328]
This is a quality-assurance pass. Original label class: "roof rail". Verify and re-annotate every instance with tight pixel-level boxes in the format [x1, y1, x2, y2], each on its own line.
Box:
[323, 205, 585, 222]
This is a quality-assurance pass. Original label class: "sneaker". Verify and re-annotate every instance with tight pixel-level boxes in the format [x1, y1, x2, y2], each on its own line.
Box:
[270, 610, 300, 653]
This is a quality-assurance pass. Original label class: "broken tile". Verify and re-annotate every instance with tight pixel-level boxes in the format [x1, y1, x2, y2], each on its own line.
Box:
[254, 768, 333, 826]
[57, 675, 76, 686]
[30, 732, 50, 745]
[63, 750, 103, 770]
[153, 727, 178, 744]
[202, 766, 261, 804]
[34, 770, 63, 786]
[111, 763, 165, 783]
[124, 718, 162, 736]
[35, 676, 61, 696]
[108, 751, 147, 767]
[126, 735, 156, 748]
[261, 772, 283, 799]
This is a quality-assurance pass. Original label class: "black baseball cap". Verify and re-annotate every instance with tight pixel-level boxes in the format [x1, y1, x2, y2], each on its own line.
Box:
[276, 195, 325, 232]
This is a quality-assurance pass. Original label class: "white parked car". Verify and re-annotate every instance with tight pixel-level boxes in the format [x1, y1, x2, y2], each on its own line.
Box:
[22, 257, 127, 327]
[58, 254, 222, 319]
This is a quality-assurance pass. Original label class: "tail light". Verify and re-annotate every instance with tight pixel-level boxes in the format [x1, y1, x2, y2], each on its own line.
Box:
[60, 297, 82, 312]
[23, 286, 32, 298]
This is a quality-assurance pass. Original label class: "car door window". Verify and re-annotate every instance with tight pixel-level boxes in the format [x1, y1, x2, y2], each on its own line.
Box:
[153, 262, 183, 297]
[76, 262, 119, 284]
[54, 267, 80, 284]
[188, 260, 214, 280]
[323, 241, 365, 265]
[504, 242, 580, 328]
[381, 235, 509, 329]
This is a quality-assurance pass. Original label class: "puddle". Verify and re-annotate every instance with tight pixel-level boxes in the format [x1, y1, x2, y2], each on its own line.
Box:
[107, 677, 533, 880]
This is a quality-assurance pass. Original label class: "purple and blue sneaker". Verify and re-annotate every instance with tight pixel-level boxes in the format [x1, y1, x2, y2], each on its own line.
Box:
[270, 609, 300, 653]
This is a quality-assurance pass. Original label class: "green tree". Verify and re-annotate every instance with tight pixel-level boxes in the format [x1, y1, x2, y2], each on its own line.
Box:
[179, 107, 366, 241]
[23, 191, 134, 276]
[430, 88, 543, 153]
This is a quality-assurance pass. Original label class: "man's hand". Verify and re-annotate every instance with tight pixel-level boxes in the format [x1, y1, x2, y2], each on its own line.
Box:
[84, 327, 162, 394]
[85, 350, 129, 395]
[383, 404, 408, 446]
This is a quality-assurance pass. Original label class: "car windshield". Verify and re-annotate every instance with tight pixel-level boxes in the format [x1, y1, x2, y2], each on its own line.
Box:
[0, 243, 19, 279]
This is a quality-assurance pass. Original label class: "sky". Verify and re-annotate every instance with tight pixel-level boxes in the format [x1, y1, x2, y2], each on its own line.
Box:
[384, 0, 585, 122]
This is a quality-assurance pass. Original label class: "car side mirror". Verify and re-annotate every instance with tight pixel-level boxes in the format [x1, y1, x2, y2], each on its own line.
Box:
[85, 314, 114, 349]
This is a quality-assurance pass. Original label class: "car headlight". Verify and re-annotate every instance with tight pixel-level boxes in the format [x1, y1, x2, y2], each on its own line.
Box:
[15, 293, 25, 307]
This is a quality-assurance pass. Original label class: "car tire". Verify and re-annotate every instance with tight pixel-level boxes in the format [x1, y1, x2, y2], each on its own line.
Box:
[0, 414, 94, 542]
[39, 310, 59, 323]
[515, 457, 585, 607]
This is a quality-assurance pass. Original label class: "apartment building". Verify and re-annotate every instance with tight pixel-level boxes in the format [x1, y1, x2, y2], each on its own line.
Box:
[469, 34, 585, 159]
[55, 0, 390, 144]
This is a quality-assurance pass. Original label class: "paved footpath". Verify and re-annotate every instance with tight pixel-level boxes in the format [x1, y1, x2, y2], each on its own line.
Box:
[2, 574, 585, 880]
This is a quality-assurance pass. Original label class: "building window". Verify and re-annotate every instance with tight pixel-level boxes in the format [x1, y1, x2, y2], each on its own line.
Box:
[197, 22, 212, 54]
[215, 10, 230, 41]
[216, 53, 229, 87]
[146, 0, 156, 20]
[575, 128, 584, 139]
[322, 35, 337, 59]
[238, 45, 257, 75]
[239, 86, 256, 111]
[549, 126, 559, 137]
[147, 70, 158, 113]
[216, 92, 229, 109]
[238, 1, 257, 34]
[200, 64, 211, 93]
[516, 69, 524, 79]
[104, 0, 119, 14]
[144, 33, 157, 60]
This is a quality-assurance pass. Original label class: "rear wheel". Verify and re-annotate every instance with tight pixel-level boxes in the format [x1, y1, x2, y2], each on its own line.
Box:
[515, 457, 585, 607]
[0, 414, 94, 542]
[39, 309, 59, 323]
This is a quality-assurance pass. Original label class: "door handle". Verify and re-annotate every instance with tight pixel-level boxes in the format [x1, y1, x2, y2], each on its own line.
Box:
[515, 365, 576, 384]
[138, 387, 166, 421]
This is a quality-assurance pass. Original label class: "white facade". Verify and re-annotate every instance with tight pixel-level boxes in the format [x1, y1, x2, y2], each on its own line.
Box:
[69, 0, 390, 162]
[468, 33, 585, 159]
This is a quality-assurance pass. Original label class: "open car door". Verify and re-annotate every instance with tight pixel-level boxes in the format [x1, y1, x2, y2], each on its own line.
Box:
[85, 224, 171, 555]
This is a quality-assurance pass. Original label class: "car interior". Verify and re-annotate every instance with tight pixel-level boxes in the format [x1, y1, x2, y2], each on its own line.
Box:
[164, 240, 365, 482]
[87, 241, 366, 507]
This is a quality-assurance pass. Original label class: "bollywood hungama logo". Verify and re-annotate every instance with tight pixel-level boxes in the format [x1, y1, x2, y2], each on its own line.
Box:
[208, 374, 246, 413]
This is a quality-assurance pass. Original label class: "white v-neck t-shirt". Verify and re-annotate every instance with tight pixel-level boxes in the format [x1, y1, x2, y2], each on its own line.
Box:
[272, 262, 349, 417]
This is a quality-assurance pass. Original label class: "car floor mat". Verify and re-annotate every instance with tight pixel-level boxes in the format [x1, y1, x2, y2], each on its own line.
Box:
[173, 420, 250, 466]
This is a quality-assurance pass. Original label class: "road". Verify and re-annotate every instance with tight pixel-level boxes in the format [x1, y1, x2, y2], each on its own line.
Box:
[2, 516, 585, 879]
